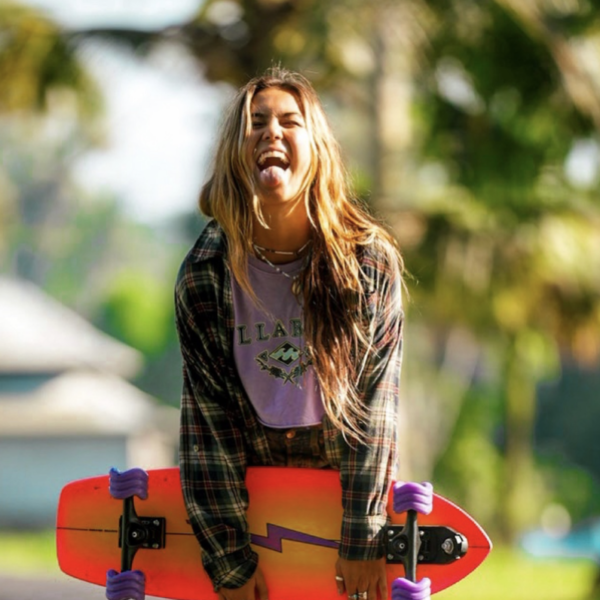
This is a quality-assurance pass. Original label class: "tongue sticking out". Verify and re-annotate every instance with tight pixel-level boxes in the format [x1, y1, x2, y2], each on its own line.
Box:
[257, 153, 289, 187]
[259, 165, 286, 187]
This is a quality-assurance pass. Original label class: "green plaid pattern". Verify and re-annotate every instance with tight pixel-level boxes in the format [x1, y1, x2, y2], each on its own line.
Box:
[175, 220, 404, 590]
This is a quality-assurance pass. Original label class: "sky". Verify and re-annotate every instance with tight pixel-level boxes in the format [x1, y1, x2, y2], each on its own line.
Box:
[23, 0, 200, 30]
[23, 0, 232, 224]
[73, 40, 231, 224]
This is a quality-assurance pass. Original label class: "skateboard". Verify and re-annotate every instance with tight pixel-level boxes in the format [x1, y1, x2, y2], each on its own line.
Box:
[56, 467, 492, 599]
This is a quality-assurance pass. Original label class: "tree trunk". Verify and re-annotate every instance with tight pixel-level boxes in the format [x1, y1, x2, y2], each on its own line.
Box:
[501, 332, 540, 542]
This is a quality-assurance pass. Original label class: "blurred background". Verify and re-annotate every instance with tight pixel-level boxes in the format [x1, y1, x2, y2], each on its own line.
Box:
[1, 0, 600, 598]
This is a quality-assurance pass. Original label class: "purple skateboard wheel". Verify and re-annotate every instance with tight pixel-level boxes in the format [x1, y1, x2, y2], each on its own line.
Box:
[109, 468, 149, 500]
[106, 569, 146, 600]
[392, 577, 431, 600]
[393, 481, 433, 515]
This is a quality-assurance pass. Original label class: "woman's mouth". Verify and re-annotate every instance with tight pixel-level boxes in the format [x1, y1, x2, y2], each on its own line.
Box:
[256, 150, 290, 171]
[255, 150, 290, 187]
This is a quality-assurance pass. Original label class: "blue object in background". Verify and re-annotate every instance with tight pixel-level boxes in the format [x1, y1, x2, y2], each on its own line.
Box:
[521, 520, 600, 564]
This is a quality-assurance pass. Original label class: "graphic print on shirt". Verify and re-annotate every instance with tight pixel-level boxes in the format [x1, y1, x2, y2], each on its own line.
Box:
[236, 318, 312, 388]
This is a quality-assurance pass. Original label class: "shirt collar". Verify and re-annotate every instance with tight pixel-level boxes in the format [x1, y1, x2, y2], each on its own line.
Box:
[192, 219, 228, 262]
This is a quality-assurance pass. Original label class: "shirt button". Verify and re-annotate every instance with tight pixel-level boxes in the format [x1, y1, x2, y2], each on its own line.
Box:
[286, 430, 296, 439]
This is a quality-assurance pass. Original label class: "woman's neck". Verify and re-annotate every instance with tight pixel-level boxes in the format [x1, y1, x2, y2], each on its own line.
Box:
[252, 204, 312, 264]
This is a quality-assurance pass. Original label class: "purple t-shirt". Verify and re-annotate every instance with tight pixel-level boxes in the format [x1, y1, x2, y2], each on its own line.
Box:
[231, 255, 324, 428]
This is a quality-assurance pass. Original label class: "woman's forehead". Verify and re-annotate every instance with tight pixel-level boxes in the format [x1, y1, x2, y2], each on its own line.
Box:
[250, 87, 304, 115]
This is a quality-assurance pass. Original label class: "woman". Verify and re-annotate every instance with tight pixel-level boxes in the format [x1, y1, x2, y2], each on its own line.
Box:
[175, 67, 424, 600]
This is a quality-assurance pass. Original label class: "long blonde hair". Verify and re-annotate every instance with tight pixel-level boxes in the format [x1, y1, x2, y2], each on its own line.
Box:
[200, 67, 403, 443]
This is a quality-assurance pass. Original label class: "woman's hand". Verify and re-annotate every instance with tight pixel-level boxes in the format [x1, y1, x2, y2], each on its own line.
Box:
[217, 567, 268, 600]
[335, 557, 388, 600]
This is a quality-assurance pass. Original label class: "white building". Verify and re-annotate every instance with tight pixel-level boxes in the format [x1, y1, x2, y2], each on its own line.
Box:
[0, 277, 179, 528]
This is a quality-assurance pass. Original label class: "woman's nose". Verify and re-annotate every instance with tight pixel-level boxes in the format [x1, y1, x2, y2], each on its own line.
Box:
[263, 118, 283, 140]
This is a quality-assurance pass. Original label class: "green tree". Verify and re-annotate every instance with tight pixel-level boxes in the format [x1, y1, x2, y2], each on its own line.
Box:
[402, 0, 600, 540]
[0, 0, 100, 116]
[0, 1, 201, 409]
[0, 0, 104, 276]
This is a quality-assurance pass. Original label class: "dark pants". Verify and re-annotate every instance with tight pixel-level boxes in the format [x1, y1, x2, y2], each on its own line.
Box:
[263, 424, 332, 469]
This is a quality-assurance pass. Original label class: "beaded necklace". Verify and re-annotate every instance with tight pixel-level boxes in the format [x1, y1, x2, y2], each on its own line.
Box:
[252, 238, 312, 257]
[252, 242, 311, 296]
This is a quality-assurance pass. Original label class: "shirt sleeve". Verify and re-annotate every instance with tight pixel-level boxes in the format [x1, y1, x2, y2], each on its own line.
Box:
[338, 248, 404, 561]
[175, 269, 258, 591]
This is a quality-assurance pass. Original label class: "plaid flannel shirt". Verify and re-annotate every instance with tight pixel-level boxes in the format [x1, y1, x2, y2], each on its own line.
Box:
[175, 219, 404, 591]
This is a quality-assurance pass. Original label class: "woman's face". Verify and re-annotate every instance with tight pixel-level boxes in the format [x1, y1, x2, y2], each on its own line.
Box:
[244, 87, 313, 207]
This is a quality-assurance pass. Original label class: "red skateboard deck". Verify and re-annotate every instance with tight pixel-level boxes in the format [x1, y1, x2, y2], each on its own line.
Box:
[56, 467, 491, 599]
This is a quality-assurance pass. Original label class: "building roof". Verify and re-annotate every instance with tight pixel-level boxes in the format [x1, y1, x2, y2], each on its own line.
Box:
[0, 277, 142, 377]
[0, 370, 178, 436]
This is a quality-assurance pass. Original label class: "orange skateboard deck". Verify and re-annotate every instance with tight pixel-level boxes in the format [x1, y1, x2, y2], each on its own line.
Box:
[56, 467, 491, 599]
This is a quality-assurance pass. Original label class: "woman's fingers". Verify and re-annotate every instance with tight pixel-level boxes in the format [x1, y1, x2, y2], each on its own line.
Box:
[217, 567, 269, 600]
[335, 568, 346, 595]
[336, 557, 387, 599]
[255, 567, 269, 600]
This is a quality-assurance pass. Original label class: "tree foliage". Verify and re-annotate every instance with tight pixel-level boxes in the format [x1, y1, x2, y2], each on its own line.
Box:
[399, 0, 600, 539]
[0, 0, 101, 116]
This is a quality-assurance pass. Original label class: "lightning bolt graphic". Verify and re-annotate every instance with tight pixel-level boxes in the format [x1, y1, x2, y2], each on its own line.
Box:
[250, 524, 340, 553]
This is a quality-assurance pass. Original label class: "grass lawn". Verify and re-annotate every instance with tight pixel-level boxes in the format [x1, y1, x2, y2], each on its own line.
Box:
[437, 546, 599, 600]
[1, 532, 598, 599]
[0, 530, 59, 575]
